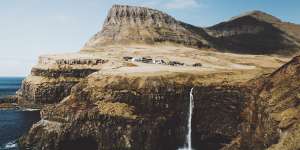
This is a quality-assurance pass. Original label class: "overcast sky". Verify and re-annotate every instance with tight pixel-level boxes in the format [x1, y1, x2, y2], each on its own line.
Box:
[1, 0, 300, 76]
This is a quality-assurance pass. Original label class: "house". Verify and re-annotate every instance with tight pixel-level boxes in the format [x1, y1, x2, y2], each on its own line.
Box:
[153, 59, 166, 64]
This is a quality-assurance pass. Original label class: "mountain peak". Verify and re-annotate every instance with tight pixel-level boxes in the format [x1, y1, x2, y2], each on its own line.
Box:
[230, 10, 281, 23]
[206, 10, 300, 55]
[103, 4, 178, 27]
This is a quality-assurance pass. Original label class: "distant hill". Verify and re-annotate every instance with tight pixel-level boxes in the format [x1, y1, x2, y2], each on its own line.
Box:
[207, 10, 300, 55]
[82, 5, 300, 56]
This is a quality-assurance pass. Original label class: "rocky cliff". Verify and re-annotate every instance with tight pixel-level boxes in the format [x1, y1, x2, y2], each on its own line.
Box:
[19, 54, 300, 150]
[240, 55, 300, 150]
[19, 71, 250, 150]
[17, 53, 108, 105]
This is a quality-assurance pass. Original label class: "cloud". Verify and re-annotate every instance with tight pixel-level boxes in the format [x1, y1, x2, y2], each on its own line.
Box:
[164, 0, 201, 9]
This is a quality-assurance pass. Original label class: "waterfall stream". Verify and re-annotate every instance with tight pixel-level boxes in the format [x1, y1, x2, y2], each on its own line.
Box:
[179, 87, 194, 150]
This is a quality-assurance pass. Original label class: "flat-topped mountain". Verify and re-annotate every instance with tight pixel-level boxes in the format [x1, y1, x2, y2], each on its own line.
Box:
[82, 5, 300, 55]
[82, 5, 211, 50]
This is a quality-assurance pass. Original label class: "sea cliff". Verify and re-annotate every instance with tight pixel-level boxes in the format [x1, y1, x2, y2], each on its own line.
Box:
[17, 4, 300, 150]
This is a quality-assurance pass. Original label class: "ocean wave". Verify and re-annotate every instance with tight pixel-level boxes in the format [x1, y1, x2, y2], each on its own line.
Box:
[20, 108, 40, 112]
[0, 140, 18, 150]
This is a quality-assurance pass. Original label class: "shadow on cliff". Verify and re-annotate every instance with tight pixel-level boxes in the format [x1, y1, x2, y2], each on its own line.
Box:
[58, 137, 98, 150]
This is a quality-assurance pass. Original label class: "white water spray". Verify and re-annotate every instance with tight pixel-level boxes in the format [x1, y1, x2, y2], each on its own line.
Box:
[179, 87, 194, 150]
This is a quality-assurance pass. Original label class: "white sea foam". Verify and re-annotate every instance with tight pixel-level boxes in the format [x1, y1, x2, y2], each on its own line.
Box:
[0, 140, 17, 150]
[21, 108, 40, 112]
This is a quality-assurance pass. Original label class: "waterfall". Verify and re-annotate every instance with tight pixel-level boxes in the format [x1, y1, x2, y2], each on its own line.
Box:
[179, 87, 194, 150]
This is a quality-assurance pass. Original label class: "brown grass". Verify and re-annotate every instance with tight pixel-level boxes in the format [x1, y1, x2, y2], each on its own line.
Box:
[125, 62, 138, 67]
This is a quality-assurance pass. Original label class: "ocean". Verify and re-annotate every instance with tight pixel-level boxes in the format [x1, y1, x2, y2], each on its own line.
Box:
[0, 77, 40, 150]
[0, 78, 23, 98]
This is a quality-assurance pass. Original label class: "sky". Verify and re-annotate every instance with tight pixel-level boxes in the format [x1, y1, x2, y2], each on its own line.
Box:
[0, 0, 300, 76]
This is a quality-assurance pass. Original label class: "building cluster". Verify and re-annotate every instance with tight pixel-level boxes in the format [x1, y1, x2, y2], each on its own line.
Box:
[123, 56, 202, 67]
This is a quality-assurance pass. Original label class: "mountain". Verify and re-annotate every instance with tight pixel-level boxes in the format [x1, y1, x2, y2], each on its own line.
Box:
[207, 10, 300, 55]
[82, 6, 300, 55]
[82, 5, 211, 50]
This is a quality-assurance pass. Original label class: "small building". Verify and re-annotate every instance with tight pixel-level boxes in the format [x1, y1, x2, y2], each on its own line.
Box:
[168, 61, 184, 66]
[131, 57, 144, 62]
[123, 56, 133, 61]
[142, 57, 153, 63]
[153, 59, 166, 64]
[130, 56, 153, 64]
[192, 63, 202, 67]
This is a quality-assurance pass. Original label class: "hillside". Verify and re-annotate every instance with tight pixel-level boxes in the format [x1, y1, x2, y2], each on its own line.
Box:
[207, 11, 300, 55]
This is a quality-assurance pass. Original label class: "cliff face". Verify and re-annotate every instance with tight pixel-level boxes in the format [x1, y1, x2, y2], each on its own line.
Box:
[19, 72, 249, 150]
[20, 55, 300, 150]
[238, 56, 300, 150]
[17, 54, 107, 105]
[82, 5, 211, 50]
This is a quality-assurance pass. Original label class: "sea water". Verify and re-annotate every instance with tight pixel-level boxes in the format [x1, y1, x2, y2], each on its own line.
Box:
[0, 77, 40, 150]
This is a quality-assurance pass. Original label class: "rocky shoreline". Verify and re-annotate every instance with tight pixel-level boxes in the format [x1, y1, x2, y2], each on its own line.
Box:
[0, 96, 18, 109]
[0, 95, 42, 110]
